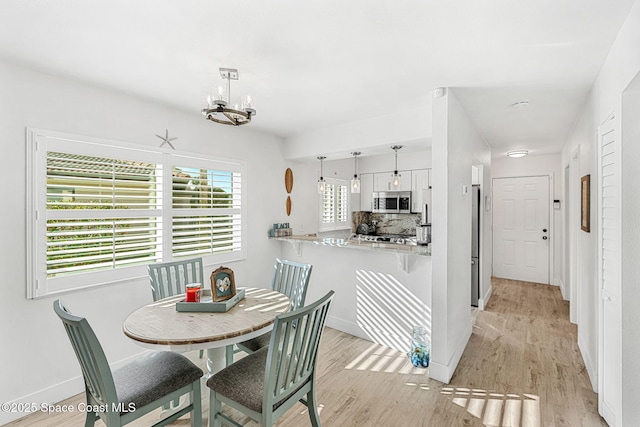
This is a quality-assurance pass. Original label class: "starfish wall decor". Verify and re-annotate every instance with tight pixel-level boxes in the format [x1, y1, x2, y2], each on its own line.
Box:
[156, 129, 177, 150]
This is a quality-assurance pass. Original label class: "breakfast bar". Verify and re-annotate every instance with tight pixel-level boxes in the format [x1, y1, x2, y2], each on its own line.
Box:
[273, 234, 432, 355]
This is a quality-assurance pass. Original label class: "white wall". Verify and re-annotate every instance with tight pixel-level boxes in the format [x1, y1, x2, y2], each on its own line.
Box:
[491, 154, 563, 289]
[430, 88, 491, 383]
[282, 108, 431, 160]
[560, 1, 640, 423]
[0, 61, 287, 424]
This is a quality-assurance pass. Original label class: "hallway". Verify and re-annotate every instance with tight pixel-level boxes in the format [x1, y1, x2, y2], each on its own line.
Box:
[447, 277, 605, 426]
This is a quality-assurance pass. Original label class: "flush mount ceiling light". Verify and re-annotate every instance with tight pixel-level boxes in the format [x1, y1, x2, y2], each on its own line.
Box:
[390, 145, 403, 190]
[317, 156, 327, 194]
[507, 150, 529, 158]
[351, 152, 361, 194]
[201, 68, 256, 126]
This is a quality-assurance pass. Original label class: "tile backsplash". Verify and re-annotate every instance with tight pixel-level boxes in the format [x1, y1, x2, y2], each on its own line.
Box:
[352, 211, 421, 236]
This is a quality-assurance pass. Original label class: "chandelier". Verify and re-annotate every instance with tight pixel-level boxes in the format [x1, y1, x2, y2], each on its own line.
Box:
[201, 68, 256, 126]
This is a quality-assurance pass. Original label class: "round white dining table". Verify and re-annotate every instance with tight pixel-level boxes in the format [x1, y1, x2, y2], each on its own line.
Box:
[123, 287, 290, 375]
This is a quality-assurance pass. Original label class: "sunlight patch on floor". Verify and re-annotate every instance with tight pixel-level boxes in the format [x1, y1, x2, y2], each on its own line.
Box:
[441, 386, 541, 427]
[344, 341, 429, 375]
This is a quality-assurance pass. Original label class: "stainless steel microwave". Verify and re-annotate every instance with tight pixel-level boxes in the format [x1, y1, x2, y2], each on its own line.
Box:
[372, 191, 411, 213]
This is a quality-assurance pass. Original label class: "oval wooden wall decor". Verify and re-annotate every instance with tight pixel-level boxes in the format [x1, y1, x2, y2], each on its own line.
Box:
[285, 168, 294, 193]
[286, 196, 292, 216]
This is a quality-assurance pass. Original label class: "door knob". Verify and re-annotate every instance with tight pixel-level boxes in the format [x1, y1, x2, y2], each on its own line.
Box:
[542, 228, 548, 232]
[542, 236, 548, 240]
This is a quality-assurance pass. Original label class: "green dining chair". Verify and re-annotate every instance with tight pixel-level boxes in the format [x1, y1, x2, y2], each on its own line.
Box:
[235, 258, 312, 356]
[207, 290, 334, 427]
[148, 257, 204, 301]
[148, 257, 210, 360]
[53, 299, 203, 427]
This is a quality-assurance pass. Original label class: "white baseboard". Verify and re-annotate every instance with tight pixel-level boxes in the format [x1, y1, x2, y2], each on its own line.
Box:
[429, 322, 472, 384]
[478, 285, 492, 310]
[0, 350, 150, 425]
[326, 315, 370, 342]
[326, 315, 415, 354]
[558, 279, 568, 300]
[578, 334, 597, 392]
[0, 375, 84, 425]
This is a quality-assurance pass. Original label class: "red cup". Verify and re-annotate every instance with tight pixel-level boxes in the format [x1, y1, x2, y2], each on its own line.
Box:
[185, 283, 201, 302]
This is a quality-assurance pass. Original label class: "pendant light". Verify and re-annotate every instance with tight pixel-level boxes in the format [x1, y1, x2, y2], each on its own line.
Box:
[390, 145, 403, 190]
[317, 156, 326, 194]
[350, 152, 361, 193]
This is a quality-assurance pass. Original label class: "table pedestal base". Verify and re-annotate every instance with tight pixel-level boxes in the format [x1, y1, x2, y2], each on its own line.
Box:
[206, 347, 227, 377]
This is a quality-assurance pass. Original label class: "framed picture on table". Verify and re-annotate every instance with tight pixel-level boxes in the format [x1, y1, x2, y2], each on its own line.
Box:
[210, 266, 236, 302]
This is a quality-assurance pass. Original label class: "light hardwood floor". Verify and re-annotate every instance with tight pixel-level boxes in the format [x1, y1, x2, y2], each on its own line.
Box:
[6, 278, 605, 426]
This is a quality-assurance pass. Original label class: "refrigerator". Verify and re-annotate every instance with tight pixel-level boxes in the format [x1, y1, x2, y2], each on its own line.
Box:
[471, 185, 480, 307]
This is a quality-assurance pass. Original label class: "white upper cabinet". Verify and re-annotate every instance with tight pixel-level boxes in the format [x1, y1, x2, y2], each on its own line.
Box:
[411, 169, 431, 214]
[360, 169, 430, 213]
[359, 173, 374, 211]
[373, 170, 412, 192]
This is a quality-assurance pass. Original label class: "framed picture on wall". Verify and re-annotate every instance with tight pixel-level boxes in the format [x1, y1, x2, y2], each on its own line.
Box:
[581, 174, 590, 232]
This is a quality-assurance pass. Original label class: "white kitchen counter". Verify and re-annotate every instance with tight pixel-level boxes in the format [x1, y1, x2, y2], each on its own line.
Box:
[271, 235, 431, 256]
[275, 234, 432, 356]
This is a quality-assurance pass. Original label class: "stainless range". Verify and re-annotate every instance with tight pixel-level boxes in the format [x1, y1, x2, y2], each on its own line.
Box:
[351, 234, 417, 245]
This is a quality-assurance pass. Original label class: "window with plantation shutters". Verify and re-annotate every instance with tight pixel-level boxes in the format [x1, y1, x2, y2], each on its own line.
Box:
[27, 129, 246, 298]
[319, 178, 350, 231]
[46, 151, 162, 278]
[171, 162, 242, 258]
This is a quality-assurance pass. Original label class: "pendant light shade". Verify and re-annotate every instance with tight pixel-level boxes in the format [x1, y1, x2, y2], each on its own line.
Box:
[390, 145, 402, 190]
[317, 156, 326, 194]
[350, 152, 361, 193]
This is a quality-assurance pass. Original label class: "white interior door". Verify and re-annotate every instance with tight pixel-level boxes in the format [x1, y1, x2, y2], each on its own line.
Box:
[493, 176, 550, 284]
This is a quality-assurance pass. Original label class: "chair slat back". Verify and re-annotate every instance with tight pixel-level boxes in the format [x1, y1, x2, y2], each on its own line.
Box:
[148, 257, 204, 301]
[264, 291, 333, 408]
[272, 258, 312, 311]
[53, 300, 117, 409]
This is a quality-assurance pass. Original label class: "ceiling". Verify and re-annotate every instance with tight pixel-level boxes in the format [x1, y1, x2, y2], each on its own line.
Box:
[0, 0, 635, 159]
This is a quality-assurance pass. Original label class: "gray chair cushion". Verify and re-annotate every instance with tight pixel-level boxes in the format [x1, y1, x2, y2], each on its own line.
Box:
[207, 347, 306, 413]
[207, 347, 270, 413]
[112, 351, 203, 414]
[238, 332, 271, 352]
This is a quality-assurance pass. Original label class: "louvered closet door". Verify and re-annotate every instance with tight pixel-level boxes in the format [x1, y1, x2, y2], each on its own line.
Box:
[599, 118, 621, 425]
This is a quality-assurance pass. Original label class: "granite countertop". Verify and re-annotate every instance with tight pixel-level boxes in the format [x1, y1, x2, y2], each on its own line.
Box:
[271, 234, 431, 256]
